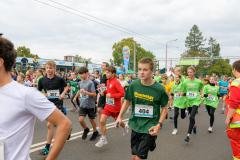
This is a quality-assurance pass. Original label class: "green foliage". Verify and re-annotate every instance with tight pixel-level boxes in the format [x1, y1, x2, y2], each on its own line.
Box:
[208, 59, 233, 77]
[185, 24, 206, 52]
[75, 55, 92, 63]
[17, 46, 39, 58]
[111, 37, 157, 71]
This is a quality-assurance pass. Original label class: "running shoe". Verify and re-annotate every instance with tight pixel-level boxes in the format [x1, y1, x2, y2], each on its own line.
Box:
[67, 127, 72, 140]
[193, 125, 197, 134]
[123, 124, 129, 136]
[172, 129, 178, 135]
[82, 127, 89, 140]
[184, 136, 190, 142]
[95, 137, 108, 147]
[38, 148, 49, 156]
[90, 131, 99, 141]
[208, 127, 212, 133]
[170, 116, 174, 120]
[70, 108, 75, 112]
[204, 109, 207, 112]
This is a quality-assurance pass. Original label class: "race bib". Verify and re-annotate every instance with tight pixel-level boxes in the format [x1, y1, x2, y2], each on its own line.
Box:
[47, 90, 60, 99]
[223, 87, 228, 91]
[0, 140, 4, 160]
[80, 93, 89, 99]
[71, 87, 76, 91]
[106, 98, 114, 106]
[174, 93, 182, 98]
[100, 86, 107, 92]
[134, 104, 153, 118]
[187, 91, 197, 98]
[207, 95, 216, 101]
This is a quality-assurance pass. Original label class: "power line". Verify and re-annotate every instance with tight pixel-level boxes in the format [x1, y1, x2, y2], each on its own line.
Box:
[35, 0, 184, 52]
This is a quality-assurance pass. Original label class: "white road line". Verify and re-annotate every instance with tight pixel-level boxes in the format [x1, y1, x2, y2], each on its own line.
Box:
[30, 118, 129, 153]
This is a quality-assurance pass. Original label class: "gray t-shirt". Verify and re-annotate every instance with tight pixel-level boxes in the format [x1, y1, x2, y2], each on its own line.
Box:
[78, 79, 96, 109]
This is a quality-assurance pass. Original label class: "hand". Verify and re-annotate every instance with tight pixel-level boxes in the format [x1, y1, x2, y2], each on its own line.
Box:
[59, 94, 65, 100]
[114, 118, 122, 129]
[208, 94, 212, 96]
[97, 88, 100, 92]
[225, 118, 231, 127]
[149, 125, 161, 136]
[73, 98, 76, 103]
[44, 93, 48, 97]
[101, 91, 105, 96]
[80, 89, 85, 94]
[106, 93, 111, 98]
[200, 94, 204, 98]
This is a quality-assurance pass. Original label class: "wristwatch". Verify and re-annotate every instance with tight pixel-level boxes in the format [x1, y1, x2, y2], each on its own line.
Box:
[158, 122, 163, 127]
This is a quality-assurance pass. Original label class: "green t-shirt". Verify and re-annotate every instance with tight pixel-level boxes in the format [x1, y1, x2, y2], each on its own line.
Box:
[183, 78, 204, 107]
[125, 77, 128, 81]
[172, 82, 187, 109]
[132, 78, 138, 81]
[37, 76, 45, 93]
[69, 80, 80, 94]
[26, 71, 29, 75]
[124, 79, 169, 134]
[154, 76, 162, 82]
[203, 84, 220, 108]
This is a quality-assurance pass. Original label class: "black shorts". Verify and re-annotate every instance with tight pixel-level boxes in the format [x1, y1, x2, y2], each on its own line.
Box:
[79, 107, 96, 119]
[220, 93, 227, 97]
[131, 130, 157, 159]
[98, 95, 106, 108]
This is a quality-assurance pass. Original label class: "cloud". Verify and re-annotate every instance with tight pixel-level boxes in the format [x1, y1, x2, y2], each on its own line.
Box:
[0, 0, 239, 69]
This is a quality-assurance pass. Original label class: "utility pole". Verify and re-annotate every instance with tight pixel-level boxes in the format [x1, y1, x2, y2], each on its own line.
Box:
[165, 39, 178, 73]
[134, 41, 136, 73]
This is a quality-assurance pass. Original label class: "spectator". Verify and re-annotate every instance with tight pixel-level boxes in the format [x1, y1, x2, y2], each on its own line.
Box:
[11, 70, 18, 81]
[21, 55, 28, 74]
[33, 56, 38, 70]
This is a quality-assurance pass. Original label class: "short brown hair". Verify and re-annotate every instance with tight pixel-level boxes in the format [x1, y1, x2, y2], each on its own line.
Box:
[187, 66, 196, 73]
[45, 60, 56, 68]
[106, 65, 116, 74]
[232, 60, 240, 72]
[175, 74, 182, 79]
[0, 37, 17, 72]
[102, 62, 109, 67]
[37, 69, 43, 76]
[19, 73, 25, 80]
[12, 70, 18, 76]
[203, 78, 210, 85]
[78, 67, 88, 74]
[138, 57, 154, 70]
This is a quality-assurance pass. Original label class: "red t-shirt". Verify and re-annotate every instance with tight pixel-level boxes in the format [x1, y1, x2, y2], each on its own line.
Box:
[26, 73, 33, 82]
[104, 77, 125, 112]
[229, 86, 240, 109]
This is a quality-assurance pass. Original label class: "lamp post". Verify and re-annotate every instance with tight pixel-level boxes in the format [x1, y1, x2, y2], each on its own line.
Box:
[165, 39, 178, 73]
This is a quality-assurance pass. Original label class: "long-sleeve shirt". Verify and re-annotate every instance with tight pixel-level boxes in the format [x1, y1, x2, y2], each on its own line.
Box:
[104, 77, 125, 112]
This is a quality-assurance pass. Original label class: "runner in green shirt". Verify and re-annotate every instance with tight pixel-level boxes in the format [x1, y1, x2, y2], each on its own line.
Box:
[182, 66, 204, 142]
[174, 67, 185, 82]
[153, 70, 162, 82]
[201, 76, 220, 133]
[68, 72, 81, 112]
[114, 58, 168, 160]
[171, 74, 187, 135]
[30, 69, 45, 93]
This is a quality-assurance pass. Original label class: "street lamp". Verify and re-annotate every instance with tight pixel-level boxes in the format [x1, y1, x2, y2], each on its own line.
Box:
[165, 39, 178, 73]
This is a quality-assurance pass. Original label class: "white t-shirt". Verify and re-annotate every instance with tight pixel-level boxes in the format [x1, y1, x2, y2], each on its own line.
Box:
[0, 81, 56, 160]
[119, 80, 128, 88]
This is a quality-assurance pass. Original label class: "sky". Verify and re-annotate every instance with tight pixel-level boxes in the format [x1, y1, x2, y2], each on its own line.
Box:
[1, 0, 240, 70]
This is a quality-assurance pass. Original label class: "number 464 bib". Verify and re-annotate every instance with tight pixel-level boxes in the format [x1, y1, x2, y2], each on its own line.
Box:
[134, 104, 153, 118]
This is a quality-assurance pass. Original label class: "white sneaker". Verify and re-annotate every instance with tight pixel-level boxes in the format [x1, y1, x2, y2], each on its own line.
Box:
[172, 129, 178, 135]
[95, 137, 108, 147]
[123, 124, 129, 136]
[208, 127, 212, 133]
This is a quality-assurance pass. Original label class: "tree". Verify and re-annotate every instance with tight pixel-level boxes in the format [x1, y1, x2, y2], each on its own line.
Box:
[206, 37, 221, 64]
[75, 55, 92, 63]
[17, 46, 39, 58]
[208, 59, 233, 77]
[111, 37, 157, 72]
[185, 24, 206, 52]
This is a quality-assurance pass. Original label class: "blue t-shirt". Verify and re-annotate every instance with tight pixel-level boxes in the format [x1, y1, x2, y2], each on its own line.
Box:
[219, 78, 223, 82]
[11, 75, 17, 81]
[218, 81, 229, 94]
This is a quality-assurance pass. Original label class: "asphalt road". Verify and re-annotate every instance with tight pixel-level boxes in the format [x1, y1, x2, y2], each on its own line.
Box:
[30, 99, 232, 160]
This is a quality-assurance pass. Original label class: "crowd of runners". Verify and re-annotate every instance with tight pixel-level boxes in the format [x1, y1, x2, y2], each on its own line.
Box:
[1, 36, 240, 160]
